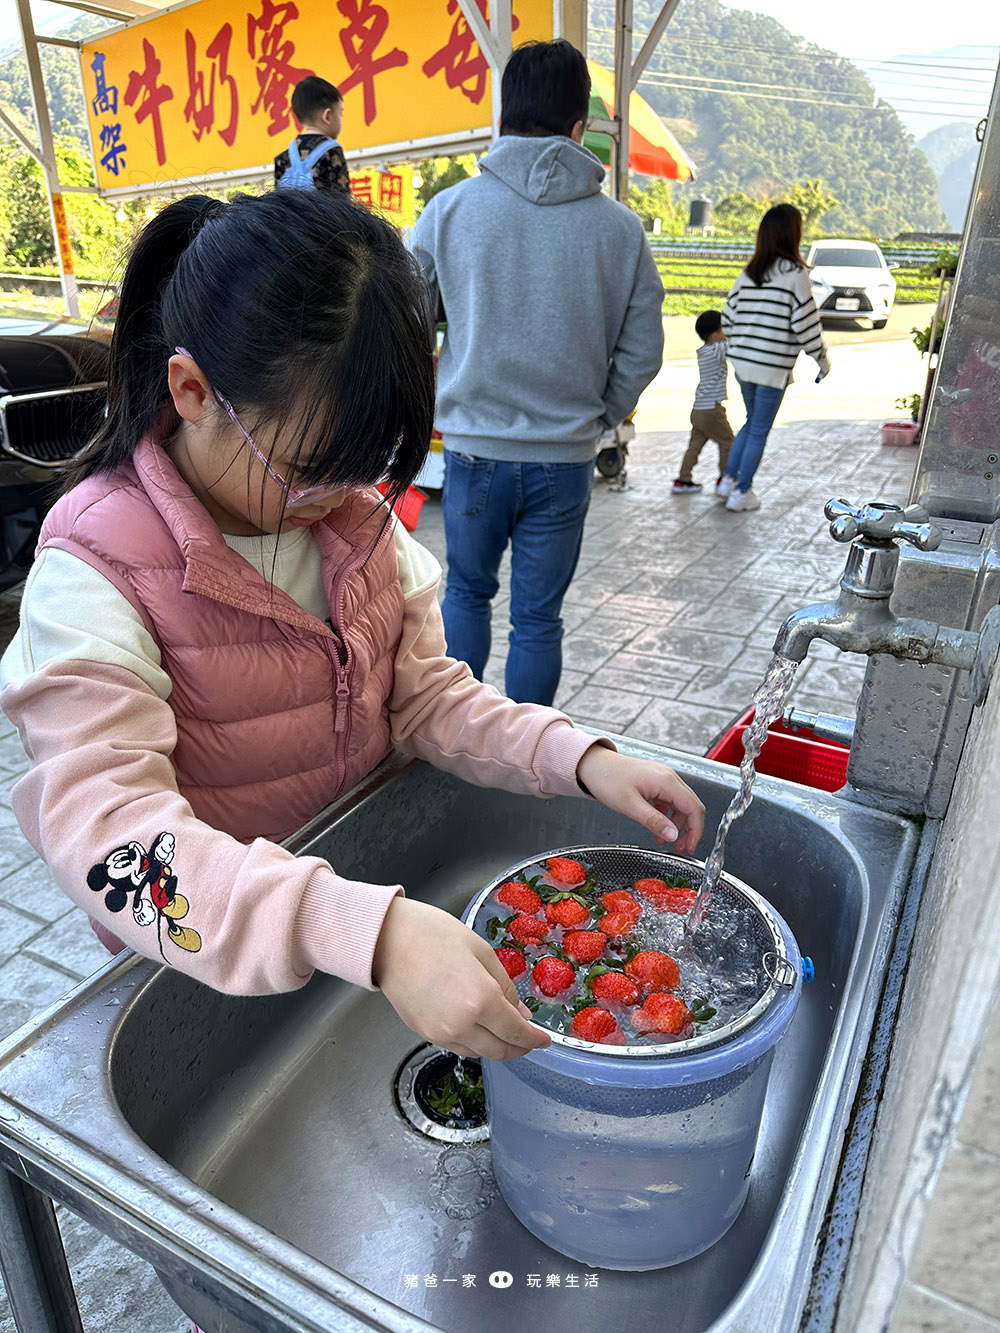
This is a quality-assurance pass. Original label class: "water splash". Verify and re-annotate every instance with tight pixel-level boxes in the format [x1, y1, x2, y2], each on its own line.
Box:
[686, 654, 800, 937]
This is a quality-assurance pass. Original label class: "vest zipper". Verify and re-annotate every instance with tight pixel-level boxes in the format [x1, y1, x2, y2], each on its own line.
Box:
[333, 664, 350, 733]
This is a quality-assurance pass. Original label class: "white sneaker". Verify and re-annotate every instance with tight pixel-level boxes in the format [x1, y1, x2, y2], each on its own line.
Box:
[725, 488, 761, 512]
[715, 475, 735, 499]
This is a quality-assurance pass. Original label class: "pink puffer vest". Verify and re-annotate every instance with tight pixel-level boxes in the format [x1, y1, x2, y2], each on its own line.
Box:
[38, 437, 404, 842]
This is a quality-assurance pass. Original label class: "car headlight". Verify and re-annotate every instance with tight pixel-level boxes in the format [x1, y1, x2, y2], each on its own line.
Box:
[811, 277, 833, 293]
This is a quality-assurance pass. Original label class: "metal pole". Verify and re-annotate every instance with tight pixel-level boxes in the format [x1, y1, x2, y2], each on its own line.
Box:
[14, 0, 80, 319]
[0, 1167, 84, 1332]
[612, 0, 633, 203]
[491, 0, 513, 138]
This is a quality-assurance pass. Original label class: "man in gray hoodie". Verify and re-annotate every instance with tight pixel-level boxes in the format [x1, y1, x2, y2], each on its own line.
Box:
[411, 39, 664, 707]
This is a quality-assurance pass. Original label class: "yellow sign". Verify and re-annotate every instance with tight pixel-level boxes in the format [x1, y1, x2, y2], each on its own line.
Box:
[50, 194, 76, 273]
[81, 0, 553, 193]
[349, 164, 415, 227]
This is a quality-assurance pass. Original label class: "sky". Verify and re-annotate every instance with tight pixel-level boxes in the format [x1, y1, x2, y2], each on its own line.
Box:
[737, 0, 995, 62]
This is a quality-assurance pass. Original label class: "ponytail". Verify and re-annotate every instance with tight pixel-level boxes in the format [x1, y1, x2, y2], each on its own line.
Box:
[64, 196, 224, 489]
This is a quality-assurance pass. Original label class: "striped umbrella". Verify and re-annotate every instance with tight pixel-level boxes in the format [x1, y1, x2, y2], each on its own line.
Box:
[584, 59, 696, 182]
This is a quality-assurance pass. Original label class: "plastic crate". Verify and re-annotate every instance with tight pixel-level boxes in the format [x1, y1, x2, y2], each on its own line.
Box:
[881, 420, 920, 447]
[706, 708, 850, 792]
[375, 482, 427, 532]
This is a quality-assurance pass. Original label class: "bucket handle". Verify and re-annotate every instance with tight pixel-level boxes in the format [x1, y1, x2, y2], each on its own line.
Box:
[762, 951, 797, 988]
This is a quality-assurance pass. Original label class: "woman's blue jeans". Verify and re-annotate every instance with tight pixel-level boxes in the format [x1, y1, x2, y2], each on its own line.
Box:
[725, 379, 787, 491]
[441, 451, 593, 706]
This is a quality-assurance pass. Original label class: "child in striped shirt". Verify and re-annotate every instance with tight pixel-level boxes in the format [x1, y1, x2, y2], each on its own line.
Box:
[672, 309, 734, 495]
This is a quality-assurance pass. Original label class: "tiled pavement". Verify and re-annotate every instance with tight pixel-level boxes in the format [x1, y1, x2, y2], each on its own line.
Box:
[0, 416, 994, 1330]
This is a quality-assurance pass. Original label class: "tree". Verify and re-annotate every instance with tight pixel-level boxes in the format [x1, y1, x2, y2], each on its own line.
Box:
[0, 136, 128, 271]
[414, 155, 478, 214]
[780, 180, 839, 234]
[628, 177, 682, 233]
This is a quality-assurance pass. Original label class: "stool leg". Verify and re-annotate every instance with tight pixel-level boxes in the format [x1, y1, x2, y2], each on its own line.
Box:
[0, 1167, 84, 1332]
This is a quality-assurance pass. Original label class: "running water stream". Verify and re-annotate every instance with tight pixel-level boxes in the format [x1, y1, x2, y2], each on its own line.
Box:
[686, 655, 800, 937]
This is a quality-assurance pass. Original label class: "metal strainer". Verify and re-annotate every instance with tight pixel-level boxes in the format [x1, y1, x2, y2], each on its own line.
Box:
[465, 844, 800, 1058]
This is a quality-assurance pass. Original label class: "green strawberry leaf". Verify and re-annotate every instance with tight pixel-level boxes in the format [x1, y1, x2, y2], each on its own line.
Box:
[524, 996, 541, 1013]
[486, 913, 515, 941]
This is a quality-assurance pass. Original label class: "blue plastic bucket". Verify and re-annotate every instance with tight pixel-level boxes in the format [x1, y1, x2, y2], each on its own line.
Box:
[464, 846, 802, 1270]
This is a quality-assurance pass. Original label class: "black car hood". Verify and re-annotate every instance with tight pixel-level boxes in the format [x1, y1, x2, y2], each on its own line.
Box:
[0, 335, 110, 395]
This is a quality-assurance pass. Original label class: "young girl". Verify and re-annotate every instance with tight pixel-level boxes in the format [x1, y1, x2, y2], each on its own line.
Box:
[719, 202, 830, 512]
[0, 189, 703, 1065]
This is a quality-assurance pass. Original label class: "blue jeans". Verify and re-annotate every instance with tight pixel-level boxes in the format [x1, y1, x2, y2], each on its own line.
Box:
[725, 379, 787, 491]
[441, 452, 593, 706]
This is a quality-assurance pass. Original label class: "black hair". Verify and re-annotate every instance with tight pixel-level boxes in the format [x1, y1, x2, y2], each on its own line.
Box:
[291, 75, 343, 123]
[695, 310, 722, 341]
[500, 39, 590, 138]
[745, 203, 804, 286]
[68, 191, 434, 521]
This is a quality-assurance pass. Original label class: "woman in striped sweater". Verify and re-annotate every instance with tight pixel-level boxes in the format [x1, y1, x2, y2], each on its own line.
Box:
[720, 203, 830, 512]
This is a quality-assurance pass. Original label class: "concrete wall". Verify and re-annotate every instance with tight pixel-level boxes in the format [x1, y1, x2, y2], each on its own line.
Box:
[837, 653, 1000, 1328]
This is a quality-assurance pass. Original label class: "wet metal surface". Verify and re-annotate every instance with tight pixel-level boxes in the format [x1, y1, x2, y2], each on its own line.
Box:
[0, 745, 918, 1332]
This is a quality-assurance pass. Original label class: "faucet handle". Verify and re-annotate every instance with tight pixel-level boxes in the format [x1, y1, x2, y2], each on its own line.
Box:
[824, 499, 942, 551]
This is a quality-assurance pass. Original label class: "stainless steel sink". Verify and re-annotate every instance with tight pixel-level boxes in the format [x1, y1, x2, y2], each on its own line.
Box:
[0, 738, 919, 1333]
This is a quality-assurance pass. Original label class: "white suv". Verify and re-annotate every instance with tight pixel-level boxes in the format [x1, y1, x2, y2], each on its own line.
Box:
[805, 240, 897, 329]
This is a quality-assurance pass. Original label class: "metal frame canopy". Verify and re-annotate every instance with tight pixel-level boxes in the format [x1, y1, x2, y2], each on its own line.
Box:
[5, 0, 675, 315]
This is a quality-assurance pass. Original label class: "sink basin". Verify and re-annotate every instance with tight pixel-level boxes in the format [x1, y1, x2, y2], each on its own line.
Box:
[0, 738, 919, 1333]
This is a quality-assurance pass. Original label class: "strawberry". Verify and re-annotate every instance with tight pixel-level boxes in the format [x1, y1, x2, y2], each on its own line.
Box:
[496, 880, 542, 914]
[532, 956, 576, 997]
[507, 914, 550, 944]
[625, 950, 680, 993]
[590, 969, 641, 1006]
[562, 929, 607, 963]
[634, 878, 697, 915]
[494, 947, 527, 979]
[545, 857, 587, 886]
[632, 994, 693, 1036]
[571, 1006, 624, 1044]
[601, 910, 639, 941]
[600, 890, 641, 916]
[544, 896, 590, 928]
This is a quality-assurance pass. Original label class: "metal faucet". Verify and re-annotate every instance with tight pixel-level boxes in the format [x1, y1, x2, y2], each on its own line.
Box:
[773, 500, 1000, 704]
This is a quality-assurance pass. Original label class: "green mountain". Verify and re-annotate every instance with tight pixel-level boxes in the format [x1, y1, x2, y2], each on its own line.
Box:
[0, 16, 112, 147]
[589, 0, 948, 236]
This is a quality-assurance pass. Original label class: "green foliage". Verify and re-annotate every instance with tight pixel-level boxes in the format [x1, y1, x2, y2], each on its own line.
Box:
[894, 392, 922, 421]
[414, 154, 478, 214]
[628, 177, 683, 234]
[911, 318, 946, 355]
[0, 137, 130, 271]
[589, 0, 947, 237]
[917, 245, 960, 280]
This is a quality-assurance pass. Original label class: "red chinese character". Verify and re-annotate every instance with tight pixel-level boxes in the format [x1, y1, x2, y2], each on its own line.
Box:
[423, 0, 518, 106]
[184, 23, 239, 147]
[124, 38, 175, 166]
[378, 172, 403, 212]
[247, 0, 313, 135]
[349, 174, 375, 205]
[337, 0, 408, 126]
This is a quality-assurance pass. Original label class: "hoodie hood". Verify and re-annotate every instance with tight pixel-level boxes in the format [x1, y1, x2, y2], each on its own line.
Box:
[480, 134, 605, 205]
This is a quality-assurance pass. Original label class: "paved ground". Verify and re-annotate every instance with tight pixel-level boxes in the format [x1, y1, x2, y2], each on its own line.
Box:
[0, 312, 992, 1330]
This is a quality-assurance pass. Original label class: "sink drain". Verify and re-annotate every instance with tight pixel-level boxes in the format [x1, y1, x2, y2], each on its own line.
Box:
[394, 1045, 490, 1143]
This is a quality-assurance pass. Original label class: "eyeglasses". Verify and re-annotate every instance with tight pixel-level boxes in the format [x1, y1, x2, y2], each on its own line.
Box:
[174, 348, 344, 512]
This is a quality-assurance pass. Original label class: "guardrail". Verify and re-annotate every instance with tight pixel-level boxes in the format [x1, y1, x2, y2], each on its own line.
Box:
[649, 241, 953, 267]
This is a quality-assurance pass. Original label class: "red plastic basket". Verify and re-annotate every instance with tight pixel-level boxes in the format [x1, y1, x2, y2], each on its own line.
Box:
[706, 708, 850, 792]
[375, 482, 427, 532]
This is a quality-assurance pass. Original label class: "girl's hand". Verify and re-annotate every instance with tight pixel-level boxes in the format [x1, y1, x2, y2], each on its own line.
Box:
[576, 747, 705, 856]
[372, 897, 551, 1060]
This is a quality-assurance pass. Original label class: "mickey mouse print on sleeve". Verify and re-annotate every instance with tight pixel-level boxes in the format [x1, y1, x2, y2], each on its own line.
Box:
[87, 832, 202, 959]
